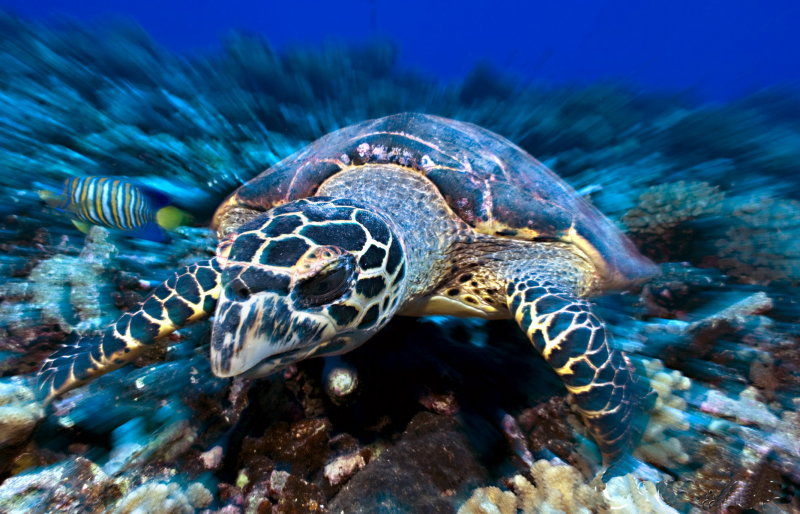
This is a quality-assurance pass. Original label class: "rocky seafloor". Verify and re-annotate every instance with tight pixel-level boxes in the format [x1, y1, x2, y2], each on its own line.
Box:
[0, 11, 798, 513]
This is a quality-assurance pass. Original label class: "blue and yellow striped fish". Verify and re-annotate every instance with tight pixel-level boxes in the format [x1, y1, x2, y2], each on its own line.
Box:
[38, 177, 192, 242]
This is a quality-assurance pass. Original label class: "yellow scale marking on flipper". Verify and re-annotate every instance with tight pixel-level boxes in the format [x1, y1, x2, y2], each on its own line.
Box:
[37, 259, 223, 403]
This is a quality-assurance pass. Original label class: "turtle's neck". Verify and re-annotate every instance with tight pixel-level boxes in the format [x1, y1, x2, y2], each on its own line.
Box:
[316, 163, 467, 299]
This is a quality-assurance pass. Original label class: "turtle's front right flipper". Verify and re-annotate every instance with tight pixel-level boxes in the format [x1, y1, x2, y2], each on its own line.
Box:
[504, 272, 653, 473]
[37, 258, 222, 403]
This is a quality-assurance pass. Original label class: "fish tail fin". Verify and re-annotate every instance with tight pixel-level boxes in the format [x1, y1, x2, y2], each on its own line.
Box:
[130, 221, 171, 243]
[156, 206, 193, 230]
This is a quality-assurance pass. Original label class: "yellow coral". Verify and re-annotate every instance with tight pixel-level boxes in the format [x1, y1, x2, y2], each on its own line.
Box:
[459, 460, 682, 513]
[459, 460, 606, 514]
[458, 486, 517, 514]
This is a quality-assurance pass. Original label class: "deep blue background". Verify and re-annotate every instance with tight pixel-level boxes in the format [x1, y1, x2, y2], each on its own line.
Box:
[2, 0, 798, 101]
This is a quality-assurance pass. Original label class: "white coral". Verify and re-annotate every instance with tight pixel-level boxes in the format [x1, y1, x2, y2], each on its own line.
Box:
[603, 474, 678, 514]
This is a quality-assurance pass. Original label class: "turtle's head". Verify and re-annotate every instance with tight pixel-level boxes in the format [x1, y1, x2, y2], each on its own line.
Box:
[210, 197, 407, 378]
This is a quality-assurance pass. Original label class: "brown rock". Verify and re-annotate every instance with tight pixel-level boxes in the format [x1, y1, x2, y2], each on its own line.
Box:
[329, 412, 488, 513]
[258, 418, 331, 476]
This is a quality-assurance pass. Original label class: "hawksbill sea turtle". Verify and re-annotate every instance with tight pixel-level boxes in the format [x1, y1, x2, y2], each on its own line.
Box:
[37, 113, 659, 477]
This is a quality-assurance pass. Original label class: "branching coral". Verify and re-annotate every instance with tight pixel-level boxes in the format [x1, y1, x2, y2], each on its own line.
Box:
[459, 460, 604, 514]
[510, 460, 608, 513]
[634, 359, 691, 468]
[459, 460, 674, 514]
[458, 486, 517, 514]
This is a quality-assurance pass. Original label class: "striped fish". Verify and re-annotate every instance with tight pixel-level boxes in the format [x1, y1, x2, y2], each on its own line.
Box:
[39, 177, 191, 242]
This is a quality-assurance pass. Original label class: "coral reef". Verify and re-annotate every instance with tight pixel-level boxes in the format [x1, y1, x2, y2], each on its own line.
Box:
[0, 10, 798, 514]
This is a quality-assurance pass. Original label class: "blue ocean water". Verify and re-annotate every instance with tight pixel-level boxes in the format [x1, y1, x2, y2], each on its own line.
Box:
[2, 0, 799, 100]
[0, 1, 797, 512]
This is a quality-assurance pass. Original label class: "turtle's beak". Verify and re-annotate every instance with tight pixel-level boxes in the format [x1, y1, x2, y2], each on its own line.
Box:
[209, 292, 331, 378]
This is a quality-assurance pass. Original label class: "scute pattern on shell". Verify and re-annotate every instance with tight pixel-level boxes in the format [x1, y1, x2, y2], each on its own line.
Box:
[215, 113, 655, 289]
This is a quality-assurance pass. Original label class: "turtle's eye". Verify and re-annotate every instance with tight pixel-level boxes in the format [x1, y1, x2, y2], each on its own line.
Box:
[234, 285, 251, 301]
[296, 258, 354, 307]
[229, 278, 251, 301]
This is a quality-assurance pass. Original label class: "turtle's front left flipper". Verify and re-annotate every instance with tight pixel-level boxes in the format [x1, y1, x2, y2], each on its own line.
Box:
[505, 273, 652, 469]
[37, 258, 222, 403]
